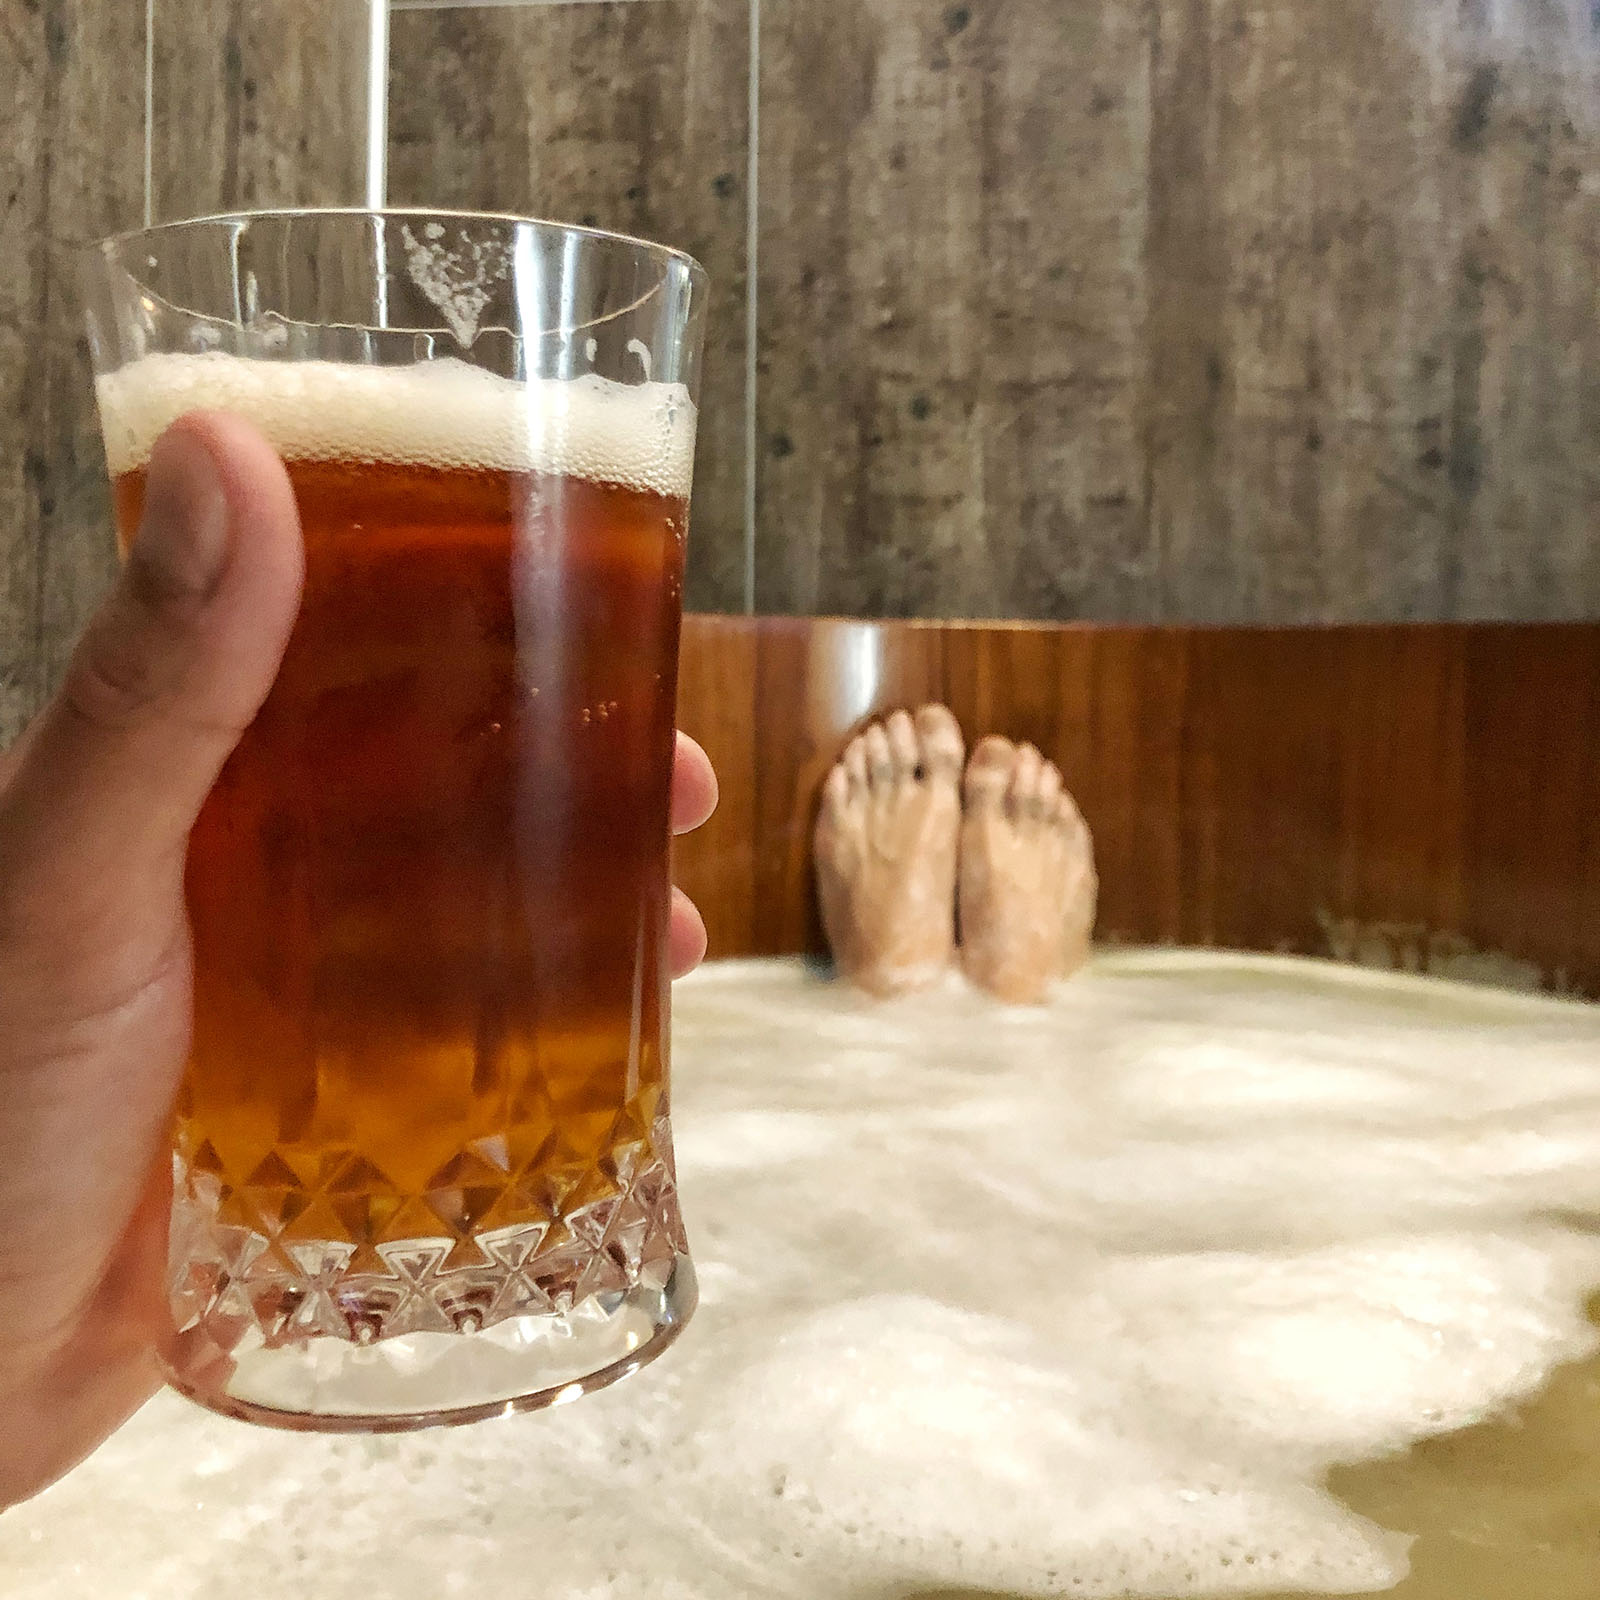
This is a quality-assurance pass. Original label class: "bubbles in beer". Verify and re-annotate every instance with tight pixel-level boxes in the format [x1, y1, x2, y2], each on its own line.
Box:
[8, 952, 1600, 1597]
[95, 351, 697, 501]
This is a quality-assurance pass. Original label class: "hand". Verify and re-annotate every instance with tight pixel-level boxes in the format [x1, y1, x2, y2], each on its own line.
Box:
[0, 413, 717, 1509]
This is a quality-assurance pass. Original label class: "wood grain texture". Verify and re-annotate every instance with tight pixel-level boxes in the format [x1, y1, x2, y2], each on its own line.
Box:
[672, 616, 1600, 999]
[8, 0, 1600, 762]
[755, 0, 1153, 619]
[149, 0, 370, 222]
[0, 0, 370, 749]
[1147, 0, 1600, 623]
[0, 0, 51, 744]
[385, 0, 751, 613]
[0, 0, 147, 749]
[759, 0, 1600, 622]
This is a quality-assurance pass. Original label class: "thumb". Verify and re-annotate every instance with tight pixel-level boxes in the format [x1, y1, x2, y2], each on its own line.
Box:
[0, 411, 303, 973]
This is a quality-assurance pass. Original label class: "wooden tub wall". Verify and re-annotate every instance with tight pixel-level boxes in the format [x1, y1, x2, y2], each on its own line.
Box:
[672, 618, 1600, 1000]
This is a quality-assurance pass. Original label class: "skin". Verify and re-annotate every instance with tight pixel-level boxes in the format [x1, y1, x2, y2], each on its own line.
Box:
[0, 413, 718, 1510]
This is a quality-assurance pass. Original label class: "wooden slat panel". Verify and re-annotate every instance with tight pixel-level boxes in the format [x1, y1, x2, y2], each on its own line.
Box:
[385, 0, 751, 614]
[0, 3, 52, 746]
[149, 0, 370, 221]
[35, 4, 152, 716]
[9, 0, 1600, 764]
[1458, 627, 1600, 989]
[753, 0, 1600, 623]
[1146, 0, 1464, 621]
[0, 2, 148, 749]
[672, 615, 759, 961]
[674, 615, 1600, 998]
[0, 0, 371, 748]
[673, 615, 948, 956]
[1441, 17, 1600, 619]
[754, 0, 1152, 619]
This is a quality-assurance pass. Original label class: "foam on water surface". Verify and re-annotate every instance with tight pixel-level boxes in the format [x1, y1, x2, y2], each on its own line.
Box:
[96, 352, 697, 499]
[8, 950, 1600, 1598]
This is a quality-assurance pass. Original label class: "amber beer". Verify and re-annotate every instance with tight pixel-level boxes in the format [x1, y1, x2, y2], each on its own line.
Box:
[103, 355, 693, 1368]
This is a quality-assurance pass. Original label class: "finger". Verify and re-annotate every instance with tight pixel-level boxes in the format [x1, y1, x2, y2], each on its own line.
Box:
[671, 730, 718, 835]
[0, 413, 303, 961]
[668, 885, 708, 978]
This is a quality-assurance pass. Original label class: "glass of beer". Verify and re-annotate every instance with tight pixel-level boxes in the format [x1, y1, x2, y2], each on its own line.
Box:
[82, 210, 707, 1431]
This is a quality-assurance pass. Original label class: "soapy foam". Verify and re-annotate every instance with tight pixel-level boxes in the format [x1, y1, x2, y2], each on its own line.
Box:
[7, 950, 1600, 1598]
[95, 351, 696, 499]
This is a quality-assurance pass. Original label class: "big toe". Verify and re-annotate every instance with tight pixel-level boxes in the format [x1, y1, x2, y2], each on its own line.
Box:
[964, 735, 1015, 811]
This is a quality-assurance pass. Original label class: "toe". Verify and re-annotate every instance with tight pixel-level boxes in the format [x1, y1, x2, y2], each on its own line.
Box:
[1010, 743, 1044, 818]
[863, 722, 895, 791]
[819, 762, 851, 823]
[964, 735, 1014, 812]
[814, 763, 859, 860]
[843, 732, 870, 796]
[886, 709, 921, 780]
[1058, 791, 1095, 881]
[1058, 787, 1087, 841]
[914, 704, 965, 782]
[1037, 759, 1064, 819]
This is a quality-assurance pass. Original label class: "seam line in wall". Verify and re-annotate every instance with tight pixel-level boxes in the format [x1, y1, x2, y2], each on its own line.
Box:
[143, 0, 154, 227]
[743, 0, 761, 615]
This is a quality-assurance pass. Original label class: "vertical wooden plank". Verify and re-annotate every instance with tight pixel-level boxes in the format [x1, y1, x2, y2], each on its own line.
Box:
[747, 619, 829, 953]
[148, 0, 232, 219]
[673, 617, 1600, 995]
[0, 4, 52, 744]
[1080, 628, 1189, 945]
[1331, 627, 1467, 944]
[22, 1, 148, 729]
[1458, 625, 1600, 988]
[937, 624, 1189, 946]
[0, 0, 373, 742]
[385, 0, 751, 615]
[1439, 12, 1600, 618]
[150, 0, 370, 220]
[673, 616, 760, 958]
[1148, 0, 1600, 624]
[678, 617, 955, 956]
[1148, 0, 1459, 621]
[756, 0, 1153, 619]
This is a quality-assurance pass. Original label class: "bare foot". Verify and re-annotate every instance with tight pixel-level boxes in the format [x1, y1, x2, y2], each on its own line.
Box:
[958, 737, 1097, 1004]
[814, 706, 966, 996]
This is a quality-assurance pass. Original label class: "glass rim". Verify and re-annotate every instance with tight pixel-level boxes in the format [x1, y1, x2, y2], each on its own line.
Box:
[90, 206, 708, 285]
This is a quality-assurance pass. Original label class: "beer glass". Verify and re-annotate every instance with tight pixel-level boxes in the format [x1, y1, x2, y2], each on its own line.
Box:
[82, 211, 706, 1431]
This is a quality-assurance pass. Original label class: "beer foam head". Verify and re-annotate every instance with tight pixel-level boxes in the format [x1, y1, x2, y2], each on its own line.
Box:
[95, 352, 696, 499]
[8, 952, 1600, 1598]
